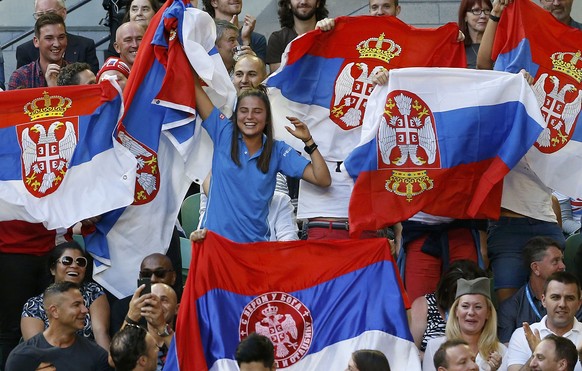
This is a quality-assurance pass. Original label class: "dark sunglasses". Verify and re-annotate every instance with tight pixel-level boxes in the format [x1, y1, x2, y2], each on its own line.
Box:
[57, 256, 88, 268]
[139, 269, 173, 279]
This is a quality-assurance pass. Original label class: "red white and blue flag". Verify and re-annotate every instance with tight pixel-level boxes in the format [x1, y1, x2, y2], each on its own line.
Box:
[492, 0, 582, 198]
[343, 68, 546, 237]
[0, 82, 136, 229]
[164, 232, 417, 370]
[86, 0, 235, 298]
[266, 15, 466, 161]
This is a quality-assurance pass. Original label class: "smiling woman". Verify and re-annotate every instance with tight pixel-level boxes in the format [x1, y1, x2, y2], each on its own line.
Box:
[423, 278, 507, 371]
[191, 76, 331, 243]
[20, 241, 111, 351]
[122, 0, 161, 29]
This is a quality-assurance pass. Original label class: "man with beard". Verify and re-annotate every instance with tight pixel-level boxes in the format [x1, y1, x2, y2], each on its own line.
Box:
[202, 0, 267, 62]
[266, 0, 329, 73]
[5, 282, 111, 371]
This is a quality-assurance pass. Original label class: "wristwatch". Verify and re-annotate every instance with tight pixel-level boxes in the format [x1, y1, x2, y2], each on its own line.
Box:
[157, 324, 172, 337]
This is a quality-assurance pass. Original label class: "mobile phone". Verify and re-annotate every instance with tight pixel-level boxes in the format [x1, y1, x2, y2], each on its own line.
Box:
[137, 277, 151, 296]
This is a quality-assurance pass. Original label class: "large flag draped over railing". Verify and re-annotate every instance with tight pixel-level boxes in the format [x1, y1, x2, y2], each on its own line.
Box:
[164, 232, 418, 370]
[0, 82, 136, 229]
[492, 0, 582, 198]
[266, 15, 466, 161]
[343, 68, 546, 237]
[86, 0, 235, 298]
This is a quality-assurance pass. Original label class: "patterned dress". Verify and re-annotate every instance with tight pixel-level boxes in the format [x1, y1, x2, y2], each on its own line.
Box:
[421, 293, 447, 352]
[22, 281, 104, 339]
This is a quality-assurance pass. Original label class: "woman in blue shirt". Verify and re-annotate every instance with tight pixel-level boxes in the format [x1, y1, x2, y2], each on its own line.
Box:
[193, 78, 331, 243]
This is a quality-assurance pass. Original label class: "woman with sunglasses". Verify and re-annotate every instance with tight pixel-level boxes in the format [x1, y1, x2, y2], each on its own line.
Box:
[20, 241, 111, 350]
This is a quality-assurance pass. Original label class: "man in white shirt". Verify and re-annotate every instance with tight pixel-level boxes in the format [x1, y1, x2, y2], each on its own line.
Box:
[507, 271, 582, 371]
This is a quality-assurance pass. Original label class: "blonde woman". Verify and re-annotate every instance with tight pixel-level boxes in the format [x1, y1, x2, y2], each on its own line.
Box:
[423, 277, 506, 371]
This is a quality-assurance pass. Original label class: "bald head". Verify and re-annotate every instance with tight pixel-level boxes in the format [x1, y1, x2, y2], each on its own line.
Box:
[152, 283, 178, 323]
[34, 0, 67, 19]
[114, 21, 144, 68]
[233, 55, 267, 94]
[140, 253, 176, 286]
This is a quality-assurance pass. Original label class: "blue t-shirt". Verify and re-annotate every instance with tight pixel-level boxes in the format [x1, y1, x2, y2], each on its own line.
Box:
[202, 108, 309, 242]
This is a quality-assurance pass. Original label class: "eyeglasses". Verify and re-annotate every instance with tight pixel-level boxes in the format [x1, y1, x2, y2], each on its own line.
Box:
[57, 256, 88, 268]
[139, 269, 173, 279]
[468, 8, 491, 15]
[33, 7, 64, 19]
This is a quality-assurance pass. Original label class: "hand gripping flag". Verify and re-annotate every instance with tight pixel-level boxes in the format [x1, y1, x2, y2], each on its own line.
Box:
[344, 68, 546, 238]
[266, 15, 466, 161]
[492, 0, 582, 198]
[0, 82, 136, 229]
[164, 231, 418, 371]
[85, 0, 235, 298]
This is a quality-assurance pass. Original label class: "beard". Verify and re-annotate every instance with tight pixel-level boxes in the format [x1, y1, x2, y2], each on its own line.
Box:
[292, 5, 317, 21]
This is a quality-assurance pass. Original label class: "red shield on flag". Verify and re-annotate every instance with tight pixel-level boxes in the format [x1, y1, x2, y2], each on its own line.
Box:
[378, 90, 441, 170]
[117, 126, 160, 205]
[16, 118, 79, 197]
[532, 68, 582, 154]
[376, 90, 441, 202]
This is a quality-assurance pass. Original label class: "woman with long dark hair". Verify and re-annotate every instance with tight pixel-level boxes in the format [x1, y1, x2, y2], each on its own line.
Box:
[191, 78, 330, 243]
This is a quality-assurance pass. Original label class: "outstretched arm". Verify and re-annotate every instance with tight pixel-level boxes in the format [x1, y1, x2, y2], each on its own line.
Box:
[477, 0, 511, 69]
[193, 72, 215, 121]
[285, 116, 331, 187]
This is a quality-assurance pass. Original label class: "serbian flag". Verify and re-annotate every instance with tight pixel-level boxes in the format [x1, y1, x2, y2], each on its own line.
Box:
[266, 15, 466, 161]
[85, 0, 235, 298]
[492, 0, 582, 198]
[344, 68, 546, 237]
[164, 231, 418, 370]
[0, 82, 136, 229]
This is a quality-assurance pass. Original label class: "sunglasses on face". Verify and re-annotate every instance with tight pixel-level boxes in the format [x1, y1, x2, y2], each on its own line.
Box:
[57, 256, 88, 268]
[139, 269, 173, 279]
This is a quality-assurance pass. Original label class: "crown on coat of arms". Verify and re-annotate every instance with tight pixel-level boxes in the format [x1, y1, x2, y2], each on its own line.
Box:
[551, 50, 582, 83]
[24, 91, 72, 121]
[261, 304, 279, 317]
[357, 33, 401, 64]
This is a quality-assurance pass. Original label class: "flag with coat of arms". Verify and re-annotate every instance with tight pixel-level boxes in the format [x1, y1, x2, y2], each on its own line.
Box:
[266, 15, 466, 161]
[163, 232, 418, 371]
[0, 82, 136, 229]
[85, 0, 235, 298]
[492, 0, 582, 198]
[343, 68, 547, 237]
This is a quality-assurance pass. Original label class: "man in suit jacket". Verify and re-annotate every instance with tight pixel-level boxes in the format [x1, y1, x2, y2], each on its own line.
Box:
[16, 0, 99, 74]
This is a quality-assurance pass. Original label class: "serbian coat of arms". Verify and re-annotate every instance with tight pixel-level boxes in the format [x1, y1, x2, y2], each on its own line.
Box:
[239, 292, 313, 368]
[17, 92, 78, 197]
[532, 51, 582, 153]
[378, 90, 441, 201]
[330, 33, 401, 131]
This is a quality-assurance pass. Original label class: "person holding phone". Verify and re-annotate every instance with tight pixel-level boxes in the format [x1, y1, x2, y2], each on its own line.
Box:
[122, 283, 178, 370]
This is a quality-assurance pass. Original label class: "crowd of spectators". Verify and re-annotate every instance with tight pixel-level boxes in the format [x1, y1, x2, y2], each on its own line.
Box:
[1, 0, 581, 370]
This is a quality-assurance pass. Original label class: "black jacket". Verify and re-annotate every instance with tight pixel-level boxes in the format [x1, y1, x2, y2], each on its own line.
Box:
[16, 33, 99, 74]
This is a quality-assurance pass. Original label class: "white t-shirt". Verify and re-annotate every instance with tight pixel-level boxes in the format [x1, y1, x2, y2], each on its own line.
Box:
[506, 315, 582, 370]
[423, 336, 507, 371]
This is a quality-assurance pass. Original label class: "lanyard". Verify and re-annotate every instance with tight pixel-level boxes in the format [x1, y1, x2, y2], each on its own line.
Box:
[525, 284, 542, 321]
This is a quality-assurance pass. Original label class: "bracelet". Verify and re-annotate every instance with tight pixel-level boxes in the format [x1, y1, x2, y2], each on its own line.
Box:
[489, 14, 500, 22]
[304, 142, 318, 155]
[303, 136, 313, 144]
[125, 315, 139, 325]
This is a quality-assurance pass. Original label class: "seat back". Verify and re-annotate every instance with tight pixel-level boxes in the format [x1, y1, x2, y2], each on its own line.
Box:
[180, 193, 201, 237]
